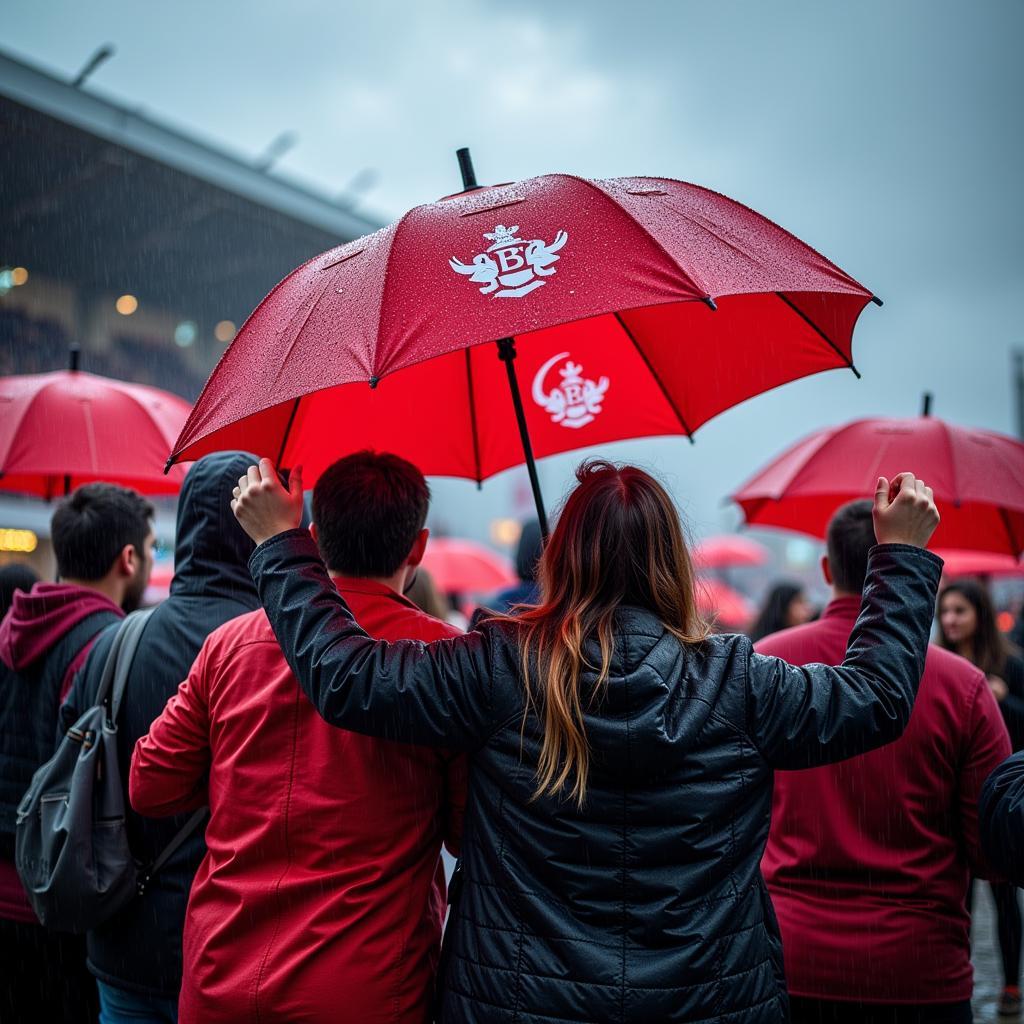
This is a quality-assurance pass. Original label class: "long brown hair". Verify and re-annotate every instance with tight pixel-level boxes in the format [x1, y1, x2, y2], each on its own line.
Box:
[937, 578, 1009, 676]
[505, 461, 708, 808]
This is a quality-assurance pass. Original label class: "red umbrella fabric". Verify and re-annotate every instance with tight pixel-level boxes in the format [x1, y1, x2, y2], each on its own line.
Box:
[0, 369, 191, 498]
[731, 416, 1024, 555]
[695, 577, 756, 630]
[934, 549, 1024, 578]
[420, 538, 517, 594]
[692, 535, 770, 570]
[169, 173, 875, 494]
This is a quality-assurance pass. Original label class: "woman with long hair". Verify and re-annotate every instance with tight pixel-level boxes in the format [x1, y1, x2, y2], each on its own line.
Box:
[229, 459, 940, 1024]
[939, 578, 1024, 1018]
[749, 581, 815, 643]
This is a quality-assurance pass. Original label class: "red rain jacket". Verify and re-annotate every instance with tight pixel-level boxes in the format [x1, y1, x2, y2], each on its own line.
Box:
[759, 596, 1010, 1004]
[130, 577, 466, 1024]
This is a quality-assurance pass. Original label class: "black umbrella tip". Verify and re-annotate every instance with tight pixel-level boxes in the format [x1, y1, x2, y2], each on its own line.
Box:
[369, 376, 380, 390]
[456, 148, 479, 191]
[870, 295, 884, 307]
[703, 296, 718, 311]
[163, 457, 174, 475]
[68, 344, 81, 371]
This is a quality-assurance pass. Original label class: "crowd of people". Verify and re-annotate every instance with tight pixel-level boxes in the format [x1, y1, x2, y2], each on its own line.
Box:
[1, 450, 1023, 1024]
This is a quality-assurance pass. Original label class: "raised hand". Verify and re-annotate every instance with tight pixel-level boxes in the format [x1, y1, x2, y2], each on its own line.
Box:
[873, 472, 940, 549]
[231, 459, 304, 545]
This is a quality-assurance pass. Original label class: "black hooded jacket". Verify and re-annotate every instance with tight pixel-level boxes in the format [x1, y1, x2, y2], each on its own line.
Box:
[63, 452, 260, 998]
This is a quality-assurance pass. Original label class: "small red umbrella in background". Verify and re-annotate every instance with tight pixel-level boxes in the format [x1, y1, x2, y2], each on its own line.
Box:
[731, 397, 1024, 556]
[421, 538, 517, 594]
[168, 150, 878, 535]
[0, 348, 190, 498]
[692, 535, 770, 570]
[935, 550, 1024, 578]
[695, 578, 755, 631]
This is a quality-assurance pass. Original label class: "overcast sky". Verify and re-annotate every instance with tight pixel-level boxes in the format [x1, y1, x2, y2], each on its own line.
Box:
[4, 1, 1022, 545]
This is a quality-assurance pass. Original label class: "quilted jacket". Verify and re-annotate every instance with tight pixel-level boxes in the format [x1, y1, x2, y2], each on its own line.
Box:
[248, 534, 942, 1024]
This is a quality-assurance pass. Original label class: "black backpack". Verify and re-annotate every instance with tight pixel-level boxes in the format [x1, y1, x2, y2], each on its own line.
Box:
[15, 610, 205, 932]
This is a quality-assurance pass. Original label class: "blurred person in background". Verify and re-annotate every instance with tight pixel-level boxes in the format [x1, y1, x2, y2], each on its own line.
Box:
[0, 563, 39, 618]
[938, 578, 1024, 1017]
[61, 453, 261, 1024]
[0, 484, 154, 1023]
[748, 580, 815, 642]
[405, 566, 451, 622]
[131, 451, 465, 1024]
[230, 461, 941, 1024]
[492, 518, 543, 612]
[761, 500, 1010, 1024]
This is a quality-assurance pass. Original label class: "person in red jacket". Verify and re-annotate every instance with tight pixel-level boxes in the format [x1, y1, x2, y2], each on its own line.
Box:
[760, 499, 1010, 1024]
[130, 451, 465, 1024]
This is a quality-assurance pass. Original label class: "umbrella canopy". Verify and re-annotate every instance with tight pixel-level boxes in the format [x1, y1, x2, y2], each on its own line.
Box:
[934, 549, 1024, 578]
[0, 368, 190, 498]
[692, 535, 770, 570]
[420, 537, 517, 594]
[169, 170, 877, 522]
[695, 577, 755, 630]
[731, 415, 1024, 555]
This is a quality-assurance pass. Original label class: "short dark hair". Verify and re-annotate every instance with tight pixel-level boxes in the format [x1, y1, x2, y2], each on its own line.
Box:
[312, 451, 429, 577]
[826, 499, 875, 594]
[51, 483, 154, 581]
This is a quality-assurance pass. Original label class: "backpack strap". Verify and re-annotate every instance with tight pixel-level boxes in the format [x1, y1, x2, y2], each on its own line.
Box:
[136, 807, 207, 896]
[94, 609, 155, 726]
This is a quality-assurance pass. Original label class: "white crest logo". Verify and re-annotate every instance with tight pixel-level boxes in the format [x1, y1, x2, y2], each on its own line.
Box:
[449, 224, 569, 299]
[532, 352, 610, 429]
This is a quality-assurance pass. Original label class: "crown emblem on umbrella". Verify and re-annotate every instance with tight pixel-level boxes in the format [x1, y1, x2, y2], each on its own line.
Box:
[450, 224, 569, 299]
[532, 351, 610, 429]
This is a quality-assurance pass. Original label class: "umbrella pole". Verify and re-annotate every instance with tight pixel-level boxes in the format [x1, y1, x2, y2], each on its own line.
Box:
[496, 337, 549, 539]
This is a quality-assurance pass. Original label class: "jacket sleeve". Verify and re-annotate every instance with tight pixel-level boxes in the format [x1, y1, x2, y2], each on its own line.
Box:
[957, 673, 1012, 879]
[980, 751, 1024, 886]
[248, 531, 513, 751]
[746, 544, 943, 770]
[129, 642, 212, 817]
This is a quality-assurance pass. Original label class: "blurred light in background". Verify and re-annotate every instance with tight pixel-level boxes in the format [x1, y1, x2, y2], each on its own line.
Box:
[214, 319, 236, 343]
[785, 537, 818, 569]
[10, 267, 28, 286]
[115, 294, 138, 315]
[490, 518, 522, 547]
[0, 528, 38, 553]
[998, 611, 1015, 633]
[0, 270, 13, 294]
[174, 320, 198, 347]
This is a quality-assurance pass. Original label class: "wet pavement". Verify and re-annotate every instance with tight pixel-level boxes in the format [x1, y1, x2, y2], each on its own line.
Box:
[973, 886, 1020, 1023]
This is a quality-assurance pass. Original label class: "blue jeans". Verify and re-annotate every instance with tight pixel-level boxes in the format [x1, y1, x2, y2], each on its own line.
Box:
[97, 981, 178, 1024]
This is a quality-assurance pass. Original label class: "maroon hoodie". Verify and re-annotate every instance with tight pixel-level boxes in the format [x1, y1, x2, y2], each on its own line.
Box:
[0, 583, 124, 700]
[0, 582, 123, 922]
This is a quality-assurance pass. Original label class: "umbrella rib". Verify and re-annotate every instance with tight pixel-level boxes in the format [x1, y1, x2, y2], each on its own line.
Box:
[1001, 509, 1021, 557]
[276, 397, 301, 469]
[775, 292, 862, 379]
[464, 348, 483, 487]
[613, 313, 695, 443]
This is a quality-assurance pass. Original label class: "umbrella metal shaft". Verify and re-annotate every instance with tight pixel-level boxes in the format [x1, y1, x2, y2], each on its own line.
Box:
[496, 337, 549, 540]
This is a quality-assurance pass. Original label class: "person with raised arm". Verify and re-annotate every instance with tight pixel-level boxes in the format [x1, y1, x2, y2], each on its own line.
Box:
[231, 457, 941, 1024]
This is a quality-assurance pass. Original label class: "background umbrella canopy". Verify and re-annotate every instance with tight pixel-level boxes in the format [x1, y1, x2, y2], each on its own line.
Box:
[420, 537, 517, 594]
[935, 549, 1024, 578]
[169, 173, 874, 486]
[695, 577, 755, 630]
[0, 369, 191, 497]
[731, 415, 1024, 555]
[692, 534, 770, 570]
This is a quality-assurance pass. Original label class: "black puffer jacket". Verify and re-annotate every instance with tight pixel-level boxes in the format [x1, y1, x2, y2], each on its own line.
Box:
[249, 535, 941, 1024]
[63, 452, 260, 998]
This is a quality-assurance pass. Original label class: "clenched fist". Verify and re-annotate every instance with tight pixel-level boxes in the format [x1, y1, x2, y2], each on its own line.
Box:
[231, 459, 304, 546]
[872, 472, 940, 549]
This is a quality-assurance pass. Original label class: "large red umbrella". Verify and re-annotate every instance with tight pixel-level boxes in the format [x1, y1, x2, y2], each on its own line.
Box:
[692, 535, 770, 570]
[0, 357, 191, 498]
[169, 152, 877, 531]
[421, 538, 517, 594]
[731, 414, 1024, 555]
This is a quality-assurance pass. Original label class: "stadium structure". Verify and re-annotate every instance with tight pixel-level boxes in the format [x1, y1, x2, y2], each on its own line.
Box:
[0, 48, 379, 577]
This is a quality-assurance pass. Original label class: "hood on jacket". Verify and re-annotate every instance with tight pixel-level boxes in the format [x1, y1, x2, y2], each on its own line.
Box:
[0, 582, 123, 671]
[170, 452, 263, 603]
